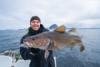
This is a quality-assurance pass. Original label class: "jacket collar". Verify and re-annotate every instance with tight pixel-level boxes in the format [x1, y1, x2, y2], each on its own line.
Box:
[28, 24, 45, 35]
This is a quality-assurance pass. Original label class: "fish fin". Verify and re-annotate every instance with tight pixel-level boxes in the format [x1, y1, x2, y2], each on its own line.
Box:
[55, 25, 66, 33]
[47, 40, 55, 50]
[80, 45, 85, 52]
[70, 46, 74, 50]
[44, 50, 49, 59]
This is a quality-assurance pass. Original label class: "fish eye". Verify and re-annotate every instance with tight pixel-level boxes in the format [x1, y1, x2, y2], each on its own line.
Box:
[32, 38, 35, 40]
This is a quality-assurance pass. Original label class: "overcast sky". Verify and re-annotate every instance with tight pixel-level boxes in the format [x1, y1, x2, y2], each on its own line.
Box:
[0, 0, 100, 29]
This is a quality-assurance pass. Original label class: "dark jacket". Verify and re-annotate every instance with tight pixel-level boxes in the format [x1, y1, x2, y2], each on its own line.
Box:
[20, 24, 55, 67]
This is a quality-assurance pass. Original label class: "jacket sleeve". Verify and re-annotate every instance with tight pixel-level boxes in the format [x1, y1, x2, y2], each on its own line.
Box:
[20, 46, 34, 60]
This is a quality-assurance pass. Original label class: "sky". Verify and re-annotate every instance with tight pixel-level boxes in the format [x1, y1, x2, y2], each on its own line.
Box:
[0, 0, 100, 30]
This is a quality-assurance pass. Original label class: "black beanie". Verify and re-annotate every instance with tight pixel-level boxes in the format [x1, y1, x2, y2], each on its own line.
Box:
[30, 16, 41, 22]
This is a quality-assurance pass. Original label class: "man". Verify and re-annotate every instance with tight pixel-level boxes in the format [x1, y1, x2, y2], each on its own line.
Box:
[20, 16, 55, 67]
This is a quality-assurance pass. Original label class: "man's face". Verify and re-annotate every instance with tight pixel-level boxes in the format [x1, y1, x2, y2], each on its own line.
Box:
[30, 20, 41, 31]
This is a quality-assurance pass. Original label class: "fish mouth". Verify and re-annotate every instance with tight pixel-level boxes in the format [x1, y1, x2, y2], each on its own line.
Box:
[24, 42, 31, 45]
[23, 38, 36, 47]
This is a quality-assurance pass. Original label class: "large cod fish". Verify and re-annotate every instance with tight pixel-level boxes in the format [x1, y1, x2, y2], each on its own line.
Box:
[23, 25, 85, 58]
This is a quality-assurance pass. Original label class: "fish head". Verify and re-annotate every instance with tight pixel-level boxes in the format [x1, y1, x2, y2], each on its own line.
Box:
[23, 36, 51, 50]
[23, 36, 37, 47]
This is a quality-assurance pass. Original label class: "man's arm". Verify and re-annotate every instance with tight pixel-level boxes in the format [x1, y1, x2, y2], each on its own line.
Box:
[20, 46, 34, 60]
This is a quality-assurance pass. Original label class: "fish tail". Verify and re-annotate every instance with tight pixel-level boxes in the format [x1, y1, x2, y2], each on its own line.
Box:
[80, 45, 85, 52]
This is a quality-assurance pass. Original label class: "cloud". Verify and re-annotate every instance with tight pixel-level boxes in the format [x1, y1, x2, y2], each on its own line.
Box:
[0, 0, 100, 29]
